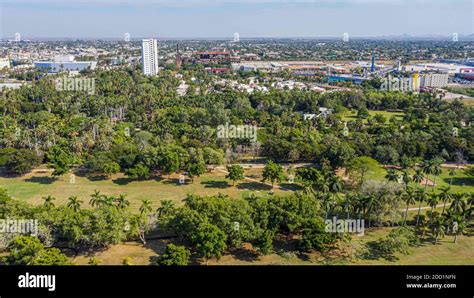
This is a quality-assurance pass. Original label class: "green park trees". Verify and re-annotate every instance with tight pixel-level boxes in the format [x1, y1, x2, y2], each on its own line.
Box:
[226, 165, 244, 186]
[262, 161, 284, 187]
[47, 146, 74, 178]
[4, 236, 71, 265]
[191, 223, 227, 265]
[0, 148, 41, 175]
[346, 156, 380, 187]
[156, 244, 190, 266]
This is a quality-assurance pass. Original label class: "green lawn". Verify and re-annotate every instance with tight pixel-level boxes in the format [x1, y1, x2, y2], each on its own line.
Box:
[350, 227, 474, 265]
[0, 164, 470, 212]
[339, 109, 405, 123]
[0, 169, 290, 212]
[366, 167, 473, 194]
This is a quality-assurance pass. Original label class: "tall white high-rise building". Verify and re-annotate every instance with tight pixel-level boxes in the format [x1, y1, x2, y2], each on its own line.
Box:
[343, 32, 349, 42]
[14, 32, 21, 42]
[233, 32, 240, 42]
[141, 39, 159, 76]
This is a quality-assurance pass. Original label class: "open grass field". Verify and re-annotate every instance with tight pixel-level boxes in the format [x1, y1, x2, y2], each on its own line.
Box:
[366, 167, 474, 194]
[350, 227, 474, 265]
[0, 168, 292, 211]
[339, 109, 405, 123]
[1, 162, 471, 266]
[0, 163, 471, 212]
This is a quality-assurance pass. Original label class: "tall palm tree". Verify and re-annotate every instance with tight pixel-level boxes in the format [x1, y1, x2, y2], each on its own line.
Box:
[114, 194, 130, 210]
[344, 193, 357, 220]
[431, 161, 443, 192]
[385, 168, 399, 183]
[331, 192, 343, 221]
[157, 200, 175, 218]
[444, 211, 464, 244]
[403, 187, 416, 224]
[466, 193, 474, 223]
[89, 190, 103, 208]
[385, 169, 398, 182]
[321, 193, 333, 221]
[438, 186, 453, 215]
[327, 175, 343, 193]
[139, 199, 152, 216]
[413, 168, 424, 186]
[432, 216, 446, 244]
[427, 193, 439, 224]
[421, 160, 435, 191]
[401, 170, 412, 191]
[449, 193, 466, 214]
[448, 168, 456, 186]
[415, 188, 427, 226]
[42, 195, 56, 210]
[67, 196, 82, 212]
[363, 194, 377, 228]
[355, 193, 366, 222]
[102, 196, 115, 207]
[315, 174, 330, 193]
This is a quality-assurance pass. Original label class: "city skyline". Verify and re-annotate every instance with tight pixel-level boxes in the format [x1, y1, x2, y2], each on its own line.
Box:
[1, 0, 473, 39]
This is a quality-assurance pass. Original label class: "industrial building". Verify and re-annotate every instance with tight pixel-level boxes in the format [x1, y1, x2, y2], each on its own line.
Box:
[419, 73, 449, 88]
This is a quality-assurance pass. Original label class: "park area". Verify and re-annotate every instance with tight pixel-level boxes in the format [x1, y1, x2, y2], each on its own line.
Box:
[1, 159, 472, 266]
[0, 165, 297, 211]
[69, 225, 474, 266]
[0, 163, 472, 212]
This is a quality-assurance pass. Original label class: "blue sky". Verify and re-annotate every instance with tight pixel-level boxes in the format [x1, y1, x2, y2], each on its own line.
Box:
[1, 0, 473, 38]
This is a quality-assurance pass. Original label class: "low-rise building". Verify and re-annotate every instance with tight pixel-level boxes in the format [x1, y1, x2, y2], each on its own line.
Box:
[0, 58, 11, 70]
[34, 55, 97, 73]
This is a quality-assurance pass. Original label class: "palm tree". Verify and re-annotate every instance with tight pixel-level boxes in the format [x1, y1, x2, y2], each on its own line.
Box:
[444, 211, 464, 243]
[67, 196, 82, 212]
[139, 199, 152, 216]
[421, 160, 435, 191]
[385, 168, 399, 183]
[42, 195, 56, 209]
[157, 200, 175, 218]
[430, 161, 443, 192]
[438, 186, 453, 215]
[427, 193, 439, 224]
[363, 194, 377, 228]
[89, 190, 103, 208]
[466, 193, 474, 223]
[413, 168, 424, 186]
[321, 193, 333, 221]
[415, 188, 427, 226]
[316, 174, 330, 193]
[344, 194, 357, 220]
[327, 175, 343, 193]
[403, 187, 416, 224]
[401, 170, 412, 191]
[102, 196, 115, 207]
[354, 193, 366, 222]
[449, 193, 466, 214]
[432, 216, 446, 244]
[331, 192, 343, 221]
[448, 168, 456, 186]
[114, 194, 130, 210]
